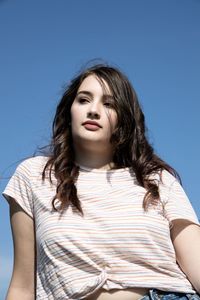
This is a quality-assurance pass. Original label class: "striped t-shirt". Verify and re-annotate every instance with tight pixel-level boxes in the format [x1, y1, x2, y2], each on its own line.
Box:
[2, 156, 200, 299]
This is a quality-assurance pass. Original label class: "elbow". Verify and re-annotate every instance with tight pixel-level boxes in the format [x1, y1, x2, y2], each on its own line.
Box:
[195, 287, 200, 295]
[6, 287, 35, 300]
[192, 282, 200, 295]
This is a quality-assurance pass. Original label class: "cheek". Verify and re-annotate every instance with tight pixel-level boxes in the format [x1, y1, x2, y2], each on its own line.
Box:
[111, 112, 118, 130]
[105, 112, 118, 134]
[70, 105, 80, 125]
[70, 105, 75, 121]
[70, 107, 78, 133]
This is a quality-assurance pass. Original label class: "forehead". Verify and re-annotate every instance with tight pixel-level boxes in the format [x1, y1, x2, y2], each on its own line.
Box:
[77, 74, 112, 95]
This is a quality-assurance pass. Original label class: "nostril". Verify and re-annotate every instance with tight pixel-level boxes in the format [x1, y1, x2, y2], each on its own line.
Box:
[87, 112, 100, 119]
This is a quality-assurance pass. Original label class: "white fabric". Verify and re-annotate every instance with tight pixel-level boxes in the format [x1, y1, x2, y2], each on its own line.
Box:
[2, 156, 199, 299]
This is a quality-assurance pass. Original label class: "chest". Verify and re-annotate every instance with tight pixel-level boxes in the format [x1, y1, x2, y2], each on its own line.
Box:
[33, 178, 170, 252]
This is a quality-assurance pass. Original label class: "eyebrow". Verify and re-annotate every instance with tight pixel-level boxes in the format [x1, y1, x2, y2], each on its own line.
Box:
[76, 91, 93, 97]
[76, 90, 113, 99]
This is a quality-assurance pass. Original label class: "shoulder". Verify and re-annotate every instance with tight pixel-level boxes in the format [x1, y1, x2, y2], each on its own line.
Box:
[150, 169, 177, 188]
[15, 155, 50, 177]
[150, 170, 182, 202]
[160, 169, 178, 186]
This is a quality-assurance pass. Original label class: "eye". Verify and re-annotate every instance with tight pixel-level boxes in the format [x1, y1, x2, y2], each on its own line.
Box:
[103, 102, 114, 108]
[103, 96, 115, 108]
[78, 97, 90, 104]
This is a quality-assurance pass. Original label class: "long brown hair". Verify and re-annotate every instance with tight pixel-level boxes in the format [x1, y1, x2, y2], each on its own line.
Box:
[42, 63, 180, 215]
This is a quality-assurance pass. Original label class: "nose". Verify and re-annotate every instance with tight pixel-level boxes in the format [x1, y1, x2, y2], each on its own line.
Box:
[87, 101, 100, 119]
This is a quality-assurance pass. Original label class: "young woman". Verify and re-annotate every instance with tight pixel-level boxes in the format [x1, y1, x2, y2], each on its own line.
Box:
[3, 63, 200, 300]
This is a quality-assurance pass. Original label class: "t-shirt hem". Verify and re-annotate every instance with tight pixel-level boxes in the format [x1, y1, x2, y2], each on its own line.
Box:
[168, 216, 200, 228]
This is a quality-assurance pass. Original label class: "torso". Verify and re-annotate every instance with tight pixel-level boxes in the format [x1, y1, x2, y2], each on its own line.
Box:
[15, 156, 196, 298]
[85, 287, 149, 300]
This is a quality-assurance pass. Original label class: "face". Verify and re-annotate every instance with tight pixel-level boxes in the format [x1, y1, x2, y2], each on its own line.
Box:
[70, 74, 118, 150]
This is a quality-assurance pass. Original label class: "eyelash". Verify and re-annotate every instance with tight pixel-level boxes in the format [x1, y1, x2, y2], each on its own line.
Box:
[78, 98, 90, 103]
[103, 102, 113, 108]
[77, 97, 114, 108]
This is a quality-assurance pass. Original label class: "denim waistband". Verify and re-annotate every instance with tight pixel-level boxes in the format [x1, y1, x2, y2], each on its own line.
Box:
[140, 289, 200, 300]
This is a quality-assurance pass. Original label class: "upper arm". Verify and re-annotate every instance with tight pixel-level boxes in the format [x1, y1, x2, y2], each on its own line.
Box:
[171, 219, 200, 294]
[8, 196, 36, 294]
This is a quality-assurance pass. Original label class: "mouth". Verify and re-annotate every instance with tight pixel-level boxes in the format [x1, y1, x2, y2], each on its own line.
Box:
[82, 121, 102, 130]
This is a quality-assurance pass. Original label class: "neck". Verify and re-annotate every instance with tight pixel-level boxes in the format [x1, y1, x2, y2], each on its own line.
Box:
[74, 145, 115, 170]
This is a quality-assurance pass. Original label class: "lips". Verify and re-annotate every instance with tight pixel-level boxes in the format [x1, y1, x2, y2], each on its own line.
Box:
[82, 121, 102, 128]
[82, 120, 102, 131]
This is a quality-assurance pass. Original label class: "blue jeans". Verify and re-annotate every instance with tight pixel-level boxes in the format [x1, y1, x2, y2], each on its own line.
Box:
[140, 289, 200, 300]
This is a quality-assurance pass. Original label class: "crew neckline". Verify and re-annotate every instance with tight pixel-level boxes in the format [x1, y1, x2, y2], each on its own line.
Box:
[78, 164, 131, 173]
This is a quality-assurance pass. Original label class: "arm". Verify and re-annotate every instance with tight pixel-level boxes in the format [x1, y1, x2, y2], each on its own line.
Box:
[171, 219, 200, 294]
[6, 197, 36, 300]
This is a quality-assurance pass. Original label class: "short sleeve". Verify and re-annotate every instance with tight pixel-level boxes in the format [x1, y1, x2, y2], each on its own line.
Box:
[164, 178, 199, 226]
[2, 160, 34, 218]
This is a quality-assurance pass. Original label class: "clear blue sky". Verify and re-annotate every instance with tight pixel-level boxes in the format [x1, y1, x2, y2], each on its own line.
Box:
[0, 0, 200, 297]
